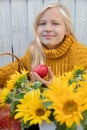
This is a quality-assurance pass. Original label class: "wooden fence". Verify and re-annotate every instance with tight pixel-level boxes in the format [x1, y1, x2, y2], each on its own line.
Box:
[0, 0, 87, 66]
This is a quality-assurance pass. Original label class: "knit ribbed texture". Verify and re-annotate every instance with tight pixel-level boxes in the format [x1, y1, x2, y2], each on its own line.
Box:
[43, 35, 73, 76]
[0, 35, 87, 87]
[43, 35, 87, 76]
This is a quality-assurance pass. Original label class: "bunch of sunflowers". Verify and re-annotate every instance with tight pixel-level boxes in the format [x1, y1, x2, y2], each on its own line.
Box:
[0, 67, 87, 130]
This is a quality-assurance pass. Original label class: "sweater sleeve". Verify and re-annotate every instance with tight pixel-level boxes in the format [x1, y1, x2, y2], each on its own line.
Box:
[71, 42, 87, 68]
[0, 49, 31, 88]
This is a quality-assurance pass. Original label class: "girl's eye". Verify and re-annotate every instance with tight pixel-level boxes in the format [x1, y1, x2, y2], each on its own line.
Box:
[53, 23, 59, 25]
[38, 23, 46, 25]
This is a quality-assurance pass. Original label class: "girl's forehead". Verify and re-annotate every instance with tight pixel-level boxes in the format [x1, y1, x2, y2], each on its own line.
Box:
[39, 8, 62, 21]
[42, 8, 59, 16]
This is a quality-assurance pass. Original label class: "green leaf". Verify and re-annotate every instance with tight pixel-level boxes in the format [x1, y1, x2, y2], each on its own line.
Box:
[43, 101, 53, 108]
[21, 120, 30, 129]
[54, 122, 66, 130]
[82, 110, 87, 119]
[21, 120, 38, 130]
[10, 100, 19, 116]
[15, 76, 28, 88]
[5, 94, 12, 104]
[75, 75, 83, 82]
[81, 120, 87, 130]
[81, 112, 87, 130]
[54, 122, 77, 130]
[33, 82, 43, 89]
[14, 93, 25, 99]
[5, 91, 14, 104]
[74, 69, 83, 76]
[48, 109, 55, 121]
[68, 78, 74, 85]
[66, 123, 77, 130]
[23, 85, 33, 91]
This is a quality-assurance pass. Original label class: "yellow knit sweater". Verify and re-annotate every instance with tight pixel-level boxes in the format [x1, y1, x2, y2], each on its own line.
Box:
[0, 35, 87, 87]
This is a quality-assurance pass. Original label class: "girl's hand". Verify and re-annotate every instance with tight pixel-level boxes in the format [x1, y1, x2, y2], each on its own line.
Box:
[30, 67, 54, 85]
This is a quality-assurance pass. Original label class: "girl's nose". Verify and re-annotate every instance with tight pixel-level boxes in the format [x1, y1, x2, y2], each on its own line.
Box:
[44, 24, 52, 32]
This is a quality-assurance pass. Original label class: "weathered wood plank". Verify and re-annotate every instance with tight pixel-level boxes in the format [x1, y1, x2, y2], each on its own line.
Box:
[0, 0, 12, 66]
[60, 0, 75, 28]
[28, 0, 44, 42]
[43, 0, 59, 6]
[11, 0, 29, 58]
[75, 0, 87, 45]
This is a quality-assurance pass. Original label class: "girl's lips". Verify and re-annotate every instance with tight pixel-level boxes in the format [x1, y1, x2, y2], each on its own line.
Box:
[43, 35, 56, 38]
[43, 35, 55, 36]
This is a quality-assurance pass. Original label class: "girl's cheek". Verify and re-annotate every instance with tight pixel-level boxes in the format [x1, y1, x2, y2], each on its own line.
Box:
[37, 27, 43, 33]
[38, 28, 44, 35]
[37, 29, 40, 34]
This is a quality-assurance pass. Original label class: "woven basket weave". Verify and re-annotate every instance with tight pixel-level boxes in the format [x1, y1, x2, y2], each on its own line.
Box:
[0, 52, 24, 72]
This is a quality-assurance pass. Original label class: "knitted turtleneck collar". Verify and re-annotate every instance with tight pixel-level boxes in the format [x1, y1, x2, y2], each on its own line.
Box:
[43, 35, 75, 59]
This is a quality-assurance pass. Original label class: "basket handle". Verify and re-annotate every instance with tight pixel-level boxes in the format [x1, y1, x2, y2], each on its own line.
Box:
[0, 52, 24, 72]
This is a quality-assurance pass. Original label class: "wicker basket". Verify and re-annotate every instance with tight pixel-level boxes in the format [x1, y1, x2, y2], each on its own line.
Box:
[0, 52, 24, 72]
[0, 52, 26, 88]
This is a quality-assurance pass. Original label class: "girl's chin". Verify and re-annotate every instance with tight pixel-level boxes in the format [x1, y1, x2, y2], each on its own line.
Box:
[42, 43, 51, 48]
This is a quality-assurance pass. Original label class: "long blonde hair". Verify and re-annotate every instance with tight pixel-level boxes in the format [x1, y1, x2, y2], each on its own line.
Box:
[30, 3, 76, 70]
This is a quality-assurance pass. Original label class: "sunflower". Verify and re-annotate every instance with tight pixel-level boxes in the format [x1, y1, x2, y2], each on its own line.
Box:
[6, 69, 28, 90]
[76, 81, 87, 98]
[45, 78, 87, 127]
[82, 73, 87, 81]
[43, 77, 70, 102]
[0, 87, 10, 106]
[15, 89, 51, 125]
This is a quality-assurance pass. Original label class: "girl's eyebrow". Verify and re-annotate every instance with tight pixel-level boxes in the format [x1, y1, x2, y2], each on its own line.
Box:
[39, 20, 46, 22]
[39, 19, 59, 22]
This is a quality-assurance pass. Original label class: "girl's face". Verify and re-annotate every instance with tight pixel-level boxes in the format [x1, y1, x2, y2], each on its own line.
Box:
[37, 8, 66, 49]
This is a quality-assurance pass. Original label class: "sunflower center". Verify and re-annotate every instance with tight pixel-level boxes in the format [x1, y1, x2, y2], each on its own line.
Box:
[63, 100, 77, 114]
[35, 108, 45, 116]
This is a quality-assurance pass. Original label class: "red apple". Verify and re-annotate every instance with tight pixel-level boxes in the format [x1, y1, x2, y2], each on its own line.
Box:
[33, 65, 48, 78]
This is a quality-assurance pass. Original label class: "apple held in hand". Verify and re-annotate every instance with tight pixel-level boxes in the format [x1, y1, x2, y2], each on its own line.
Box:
[33, 65, 48, 78]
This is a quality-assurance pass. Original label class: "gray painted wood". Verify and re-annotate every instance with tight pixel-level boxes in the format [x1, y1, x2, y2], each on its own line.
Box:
[11, 0, 29, 57]
[0, 0, 12, 65]
[75, 0, 87, 45]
